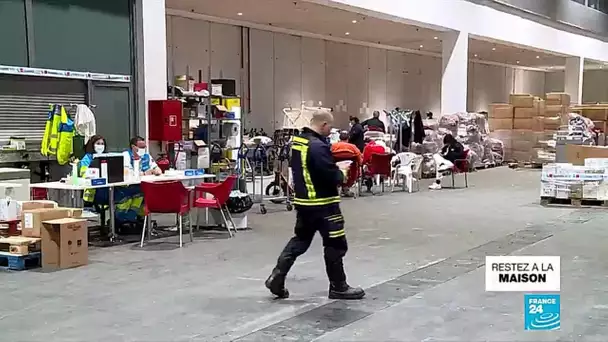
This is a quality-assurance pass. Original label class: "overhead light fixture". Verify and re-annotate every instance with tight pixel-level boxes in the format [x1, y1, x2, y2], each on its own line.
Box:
[345, 32, 350, 35]
[237, 12, 243, 16]
[433, 36, 438, 40]
[419, 45, 424, 48]
[352, 19, 357, 23]
[474, 54, 478, 57]
[536, 55, 540, 59]
[492, 47, 496, 51]
[516, 61, 520, 64]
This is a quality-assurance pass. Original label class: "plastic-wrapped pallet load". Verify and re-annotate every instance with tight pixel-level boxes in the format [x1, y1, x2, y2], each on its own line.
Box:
[540, 163, 608, 200]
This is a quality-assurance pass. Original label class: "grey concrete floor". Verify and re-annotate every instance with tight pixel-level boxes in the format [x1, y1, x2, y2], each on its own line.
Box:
[1, 167, 606, 341]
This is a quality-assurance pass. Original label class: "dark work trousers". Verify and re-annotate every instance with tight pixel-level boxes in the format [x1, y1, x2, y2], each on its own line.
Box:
[274, 204, 348, 283]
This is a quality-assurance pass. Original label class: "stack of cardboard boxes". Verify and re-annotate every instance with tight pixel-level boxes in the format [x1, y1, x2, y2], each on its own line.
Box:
[488, 93, 570, 163]
[19, 201, 88, 270]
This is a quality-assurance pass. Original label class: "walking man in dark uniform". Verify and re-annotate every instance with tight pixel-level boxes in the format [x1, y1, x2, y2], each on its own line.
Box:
[265, 110, 365, 300]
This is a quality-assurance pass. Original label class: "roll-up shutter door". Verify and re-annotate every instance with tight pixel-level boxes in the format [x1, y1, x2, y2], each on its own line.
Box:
[0, 75, 87, 147]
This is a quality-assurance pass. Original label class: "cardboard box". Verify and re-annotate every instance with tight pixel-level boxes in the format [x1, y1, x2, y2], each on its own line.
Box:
[532, 117, 545, 131]
[509, 94, 535, 107]
[545, 105, 569, 116]
[546, 92, 571, 106]
[514, 107, 539, 119]
[512, 139, 534, 152]
[489, 104, 513, 119]
[565, 144, 608, 165]
[41, 218, 88, 269]
[514, 118, 533, 130]
[21, 207, 78, 238]
[512, 150, 532, 162]
[19, 200, 57, 211]
[59, 207, 83, 218]
[543, 116, 562, 130]
[579, 107, 608, 121]
[489, 118, 513, 130]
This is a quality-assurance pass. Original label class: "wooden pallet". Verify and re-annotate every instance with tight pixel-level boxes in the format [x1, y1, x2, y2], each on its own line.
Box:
[508, 162, 543, 169]
[476, 162, 506, 170]
[0, 252, 41, 271]
[540, 197, 608, 208]
[0, 236, 41, 255]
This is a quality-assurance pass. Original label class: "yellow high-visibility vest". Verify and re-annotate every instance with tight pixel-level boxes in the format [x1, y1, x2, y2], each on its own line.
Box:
[41, 105, 74, 165]
[41, 105, 61, 156]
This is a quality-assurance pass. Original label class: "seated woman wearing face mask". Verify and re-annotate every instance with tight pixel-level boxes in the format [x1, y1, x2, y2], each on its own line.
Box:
[79, 135, 110, 207]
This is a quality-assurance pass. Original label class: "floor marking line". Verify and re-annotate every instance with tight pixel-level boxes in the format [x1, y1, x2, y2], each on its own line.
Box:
[232, 227, 557, 342]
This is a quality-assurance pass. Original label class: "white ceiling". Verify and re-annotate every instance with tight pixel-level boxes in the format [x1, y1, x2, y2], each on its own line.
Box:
[166, 0, 577, 70]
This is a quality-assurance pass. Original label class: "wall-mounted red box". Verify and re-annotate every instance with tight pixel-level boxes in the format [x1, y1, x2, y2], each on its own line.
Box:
[148, 100, 183, 141]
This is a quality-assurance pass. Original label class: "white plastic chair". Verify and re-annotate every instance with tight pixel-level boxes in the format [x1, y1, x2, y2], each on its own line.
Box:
[391, 152, 423, 193]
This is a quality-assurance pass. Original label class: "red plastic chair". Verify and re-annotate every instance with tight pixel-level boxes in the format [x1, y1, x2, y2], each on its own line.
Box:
[367, 153, 393, 192]
[140, 181, 192, 248]
[193, 175, 237, 237]
[450, 150, 470, 188]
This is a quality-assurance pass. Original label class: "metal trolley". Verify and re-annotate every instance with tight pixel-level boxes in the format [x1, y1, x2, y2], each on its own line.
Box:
[250, 130, 295, 214]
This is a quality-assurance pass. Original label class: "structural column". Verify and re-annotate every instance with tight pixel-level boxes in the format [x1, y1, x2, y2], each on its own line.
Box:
[441, 30, 469, 114]
[135, 0, 168, 141]
[564, 56, 584, 105]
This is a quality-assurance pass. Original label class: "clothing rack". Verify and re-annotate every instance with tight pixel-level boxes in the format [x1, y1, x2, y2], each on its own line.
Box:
[48, 103, 97, 108]
[384, 109, 413, 151]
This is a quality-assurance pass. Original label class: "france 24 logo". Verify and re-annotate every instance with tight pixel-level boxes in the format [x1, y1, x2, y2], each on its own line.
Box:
[524, 294, 560, 330]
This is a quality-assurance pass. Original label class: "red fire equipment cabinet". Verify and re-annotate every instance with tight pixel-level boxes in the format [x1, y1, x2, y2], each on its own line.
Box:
[148, 99, 183, 141]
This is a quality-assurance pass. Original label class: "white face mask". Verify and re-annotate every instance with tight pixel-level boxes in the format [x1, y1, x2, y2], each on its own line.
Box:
[94, 144, 105, 154]
[137, 148, 146, 156]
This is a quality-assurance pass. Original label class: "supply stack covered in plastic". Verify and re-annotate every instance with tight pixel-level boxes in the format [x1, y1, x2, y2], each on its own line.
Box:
[414, 111, 501, 177]
[488, 93, 569, 165]
[571, 105, 608, 146]
[540, 159, 608, 207]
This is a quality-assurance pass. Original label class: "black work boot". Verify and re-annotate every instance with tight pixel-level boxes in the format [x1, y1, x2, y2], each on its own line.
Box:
[329, 282, 365, 300]
[265, 268, 290, 299]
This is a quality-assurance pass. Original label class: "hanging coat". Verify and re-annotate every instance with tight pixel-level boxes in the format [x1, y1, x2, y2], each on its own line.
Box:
[413, 110, 426, 144]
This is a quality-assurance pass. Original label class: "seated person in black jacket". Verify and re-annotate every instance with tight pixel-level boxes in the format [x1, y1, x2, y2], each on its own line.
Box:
[361, 111, 386, 133]
[429, 134, 466, 190]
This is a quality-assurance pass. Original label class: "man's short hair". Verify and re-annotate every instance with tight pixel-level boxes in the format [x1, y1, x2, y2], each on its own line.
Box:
[339, 132, 349, 141]
[310, 110, 333, 125]
[130, 136, 144, 146]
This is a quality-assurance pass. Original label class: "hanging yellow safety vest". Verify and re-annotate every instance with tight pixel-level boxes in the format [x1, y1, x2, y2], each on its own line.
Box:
[41, 105, 61, 157]
[41, 105, 74, 165]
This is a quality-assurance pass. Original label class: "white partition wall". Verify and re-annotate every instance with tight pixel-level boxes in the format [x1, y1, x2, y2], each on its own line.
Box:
[564, 57, 584, 105]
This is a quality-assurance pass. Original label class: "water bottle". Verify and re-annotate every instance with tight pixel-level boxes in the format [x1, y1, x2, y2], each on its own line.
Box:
[134, 159, 141, 180]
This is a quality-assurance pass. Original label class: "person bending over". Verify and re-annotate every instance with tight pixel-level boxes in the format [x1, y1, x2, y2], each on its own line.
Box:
[361, 110, 386, 133]
[331, 132, 363, 196]
[429, 134, 466, 190]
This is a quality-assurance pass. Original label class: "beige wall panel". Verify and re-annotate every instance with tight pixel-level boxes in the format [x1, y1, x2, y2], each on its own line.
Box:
[248, 29, 275, 131]
[301, 37, 326, 107]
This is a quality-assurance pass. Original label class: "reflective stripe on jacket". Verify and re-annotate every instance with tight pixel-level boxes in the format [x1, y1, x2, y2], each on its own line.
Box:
[79, 153, 96, 203]
[291, 128, 344, 208]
